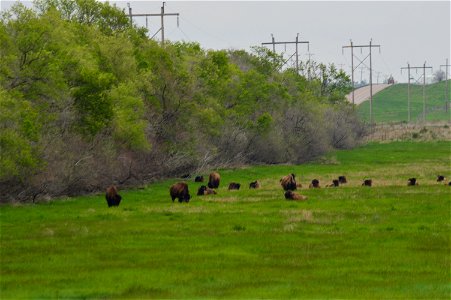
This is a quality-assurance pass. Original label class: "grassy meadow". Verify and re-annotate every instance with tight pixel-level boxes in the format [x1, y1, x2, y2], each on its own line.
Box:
[358, 80, 451, 123]
[1, 141, 450, 299]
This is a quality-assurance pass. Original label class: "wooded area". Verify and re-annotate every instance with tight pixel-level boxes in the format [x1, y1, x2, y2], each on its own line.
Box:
[0, 0, 364, 201]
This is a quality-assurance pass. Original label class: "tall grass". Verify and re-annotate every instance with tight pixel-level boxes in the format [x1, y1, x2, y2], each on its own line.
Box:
[1, 141, 450, 298]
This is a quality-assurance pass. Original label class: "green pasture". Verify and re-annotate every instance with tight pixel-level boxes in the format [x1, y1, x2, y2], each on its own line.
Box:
[358, 80, 451, 123]
[1, 141, 450, 298]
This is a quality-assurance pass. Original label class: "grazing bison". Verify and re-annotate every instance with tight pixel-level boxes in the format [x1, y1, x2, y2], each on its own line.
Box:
[326, 179, 340, 187]
[228, 182, 241, 190]
[280, 174, 297, 191]
[208, 172, 220, 189]
[284, 190, 307, 201]
[407, 178, 418, 186]
[362, 179, 372, 187]
[309, 179, 320, 188]
[170, 182, 191, 203]
[249, 180, 260, 189]
[338, 176, 347, 184]
[437, 175, 446, 182]
[197, 185, 217, 196]
[105, 185, 122, 207]
[195, 175, 204, 182]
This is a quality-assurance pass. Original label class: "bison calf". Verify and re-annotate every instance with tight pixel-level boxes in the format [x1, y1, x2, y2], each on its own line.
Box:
[280, 173, 297, 191]
[228, 182, 241, 190]
[195, 175, 204, 182]
[106, 185, 122, 207]
[170, 182, 191, 203]
[208, 172, 220, 189]
[284, 190, 307, 201]
[197, 185, 217, 196]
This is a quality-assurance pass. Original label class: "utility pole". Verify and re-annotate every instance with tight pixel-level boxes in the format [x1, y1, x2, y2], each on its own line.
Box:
[440, 58, 450, 114]
[306, 52, 315, 80]
[342, 39, 381, 124]
[401, 63, 412, 122]
[262, 34, 310, 74]
[402, 62, 432, 123]
[127, 2, 179, 46]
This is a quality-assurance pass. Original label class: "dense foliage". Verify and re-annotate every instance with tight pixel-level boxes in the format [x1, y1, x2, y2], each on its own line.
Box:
[0, 0, 361, 201]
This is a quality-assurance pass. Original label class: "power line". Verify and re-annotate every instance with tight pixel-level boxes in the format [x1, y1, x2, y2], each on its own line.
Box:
[262, 34, 310, 74]
[342, 39, 381, 125]
[127, 2, 179, 46]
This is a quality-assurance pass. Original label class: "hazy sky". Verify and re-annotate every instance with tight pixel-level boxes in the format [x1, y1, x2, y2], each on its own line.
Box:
[2, 1, 450, 83]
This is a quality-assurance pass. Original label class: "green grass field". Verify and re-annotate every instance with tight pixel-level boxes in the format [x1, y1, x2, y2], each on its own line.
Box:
[358, 80, 451, 123]
[1, 141, 450, 299]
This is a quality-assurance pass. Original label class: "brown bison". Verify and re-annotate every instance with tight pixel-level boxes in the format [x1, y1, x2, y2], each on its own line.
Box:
[326, 179, 340, 187]
[170, 182, 191, 203]
[249, 181, 260, 189]
[437, 175, 446, 182]
[407, 178, 418, 186]
[105, 185, 122, 207]
[208, 172, 220, 189]
[362, 179, 372, 187]
[338, 176, 347, 184]
[280, 173, 297, 191]
[309, 179, 320, 188]
[195, 176, 204, 182]
[284, 190, 307, 201]
[197, 185, 217, 196]
[228, 182, 241, 190]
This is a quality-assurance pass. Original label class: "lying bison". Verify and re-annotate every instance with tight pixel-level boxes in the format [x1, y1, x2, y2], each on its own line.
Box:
[249, 181, 260, 189]
[326, 179, 340, 187]
[197, 185, 217, 196]
[170, 182, 191, 203]
[195, 176, 204, 182]
[309, 179, 320, 188]
[362, 179, 372, 187]
[228, 182, 241, 190]
[105, 185, 122, 207]
[208, 172, 220, 189]
[280, 174, 297, 191]
[338, 176, 347, 184]
[407, 178, 418, 186]
[284, 190, 307, 201]
[437, 175, 446, 182]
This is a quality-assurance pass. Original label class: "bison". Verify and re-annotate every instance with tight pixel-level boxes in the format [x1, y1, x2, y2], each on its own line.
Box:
[208, 172, 220, 189]
[338, 176, 347, 184]
[284, 190, 307, 201]
[362, 179, 372, 187]
[249, 180, 260, 189]
[309, 179, 320, 188]
[197, 185, 217, 196]
[195, 175, 204, 182]
[437, 175, 446, 182]
[407, 178, 418, 186]
[326, 179, 340, 187]
[170, 182, 191, 203]
[105, 185, 122, 207]
[280, 173, 297, 191]
[228, 182, 241, 190]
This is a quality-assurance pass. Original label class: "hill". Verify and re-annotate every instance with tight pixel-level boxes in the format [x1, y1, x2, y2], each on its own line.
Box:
[357, 80, 450, 123]
[1, 141, 450, 298]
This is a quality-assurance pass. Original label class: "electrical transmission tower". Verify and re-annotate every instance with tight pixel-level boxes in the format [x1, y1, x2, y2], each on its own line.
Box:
[127, 2, 179, 45]
[342, 39, 381, 125]
[262, 34, 310, 74]
[440, 58, 450, 115]
[401, 62, 433, 123]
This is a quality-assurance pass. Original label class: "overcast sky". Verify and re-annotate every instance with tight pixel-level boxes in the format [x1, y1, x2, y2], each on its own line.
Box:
[2, 1, 450, 83]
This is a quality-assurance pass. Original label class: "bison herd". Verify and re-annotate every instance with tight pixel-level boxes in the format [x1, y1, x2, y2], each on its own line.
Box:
[105, 174, 449, 207]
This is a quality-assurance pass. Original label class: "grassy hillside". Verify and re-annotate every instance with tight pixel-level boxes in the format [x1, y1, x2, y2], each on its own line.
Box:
[358, 80, 450, 123]
[1, 141, 450, 298]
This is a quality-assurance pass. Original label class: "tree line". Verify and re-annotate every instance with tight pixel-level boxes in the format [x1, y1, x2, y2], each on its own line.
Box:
[0, 0, 365, 202]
